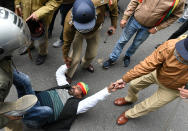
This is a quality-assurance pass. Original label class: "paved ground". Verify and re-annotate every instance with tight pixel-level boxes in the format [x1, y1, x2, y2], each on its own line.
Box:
[2, 1, 188, 131]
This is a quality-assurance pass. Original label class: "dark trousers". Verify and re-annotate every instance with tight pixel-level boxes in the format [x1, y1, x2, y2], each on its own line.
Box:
[168, 20, 188, 40]
[48, 3, 73, 40]
[0, 0, 15, 11]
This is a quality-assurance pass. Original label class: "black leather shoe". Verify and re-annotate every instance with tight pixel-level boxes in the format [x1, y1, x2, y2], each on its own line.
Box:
[35, 55, 47, 65]
[124, 56, 130, 67]
[19, 46, 35, 55]
[86, 64, 94, 73]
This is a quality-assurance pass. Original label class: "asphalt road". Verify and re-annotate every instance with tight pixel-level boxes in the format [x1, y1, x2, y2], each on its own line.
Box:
[2, 1, 188, 131]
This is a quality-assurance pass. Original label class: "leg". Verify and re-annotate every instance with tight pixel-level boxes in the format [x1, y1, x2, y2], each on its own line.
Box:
[81, 31, 99, 68]
[48, 8, 60, 35]
[23, 106, 53, 128]
[53, 4, 73, 48]
[66, 32, 84, 78]
[13, 72, 53, 128]
[36, 29, 48, 65]
[125, 27, 150, 57]
[38, 39, 48, 56]
[0, 61, 12, 102]
[182, 7, 188, 20]
[59, 3, 73, 41]
[109, 16, 138, 61]
[125, 85, 179, 118]
[13, 70, 35, 98]
[168, 20, 188, 39]
[13, 70, 42, 107]
[124, 71, 157, 103]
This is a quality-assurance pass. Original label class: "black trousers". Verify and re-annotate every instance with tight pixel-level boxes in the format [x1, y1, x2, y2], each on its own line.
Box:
[48, 3, 73, 40]
[168, 20, 188, 40]
[0, 0, 15, 11]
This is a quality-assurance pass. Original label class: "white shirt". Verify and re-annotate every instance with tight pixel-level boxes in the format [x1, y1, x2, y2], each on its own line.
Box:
[56, 65, 111, 115]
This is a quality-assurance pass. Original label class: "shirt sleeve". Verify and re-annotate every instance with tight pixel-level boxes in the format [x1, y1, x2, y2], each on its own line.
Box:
[76, 88, 111, 114]
[62, 11, 76, 60]
[34, 0, 63, 20]
[56, 64, 69, 86]
[109, 0, 118, 28]
[122, 41, 168, 83]
[122, 0, 139, 20]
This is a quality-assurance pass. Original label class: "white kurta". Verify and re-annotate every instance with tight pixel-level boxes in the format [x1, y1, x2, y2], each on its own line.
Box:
[56, 65, 111, 115]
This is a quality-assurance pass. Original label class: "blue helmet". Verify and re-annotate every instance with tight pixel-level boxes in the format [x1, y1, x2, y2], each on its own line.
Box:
[72, 0, 96, 33]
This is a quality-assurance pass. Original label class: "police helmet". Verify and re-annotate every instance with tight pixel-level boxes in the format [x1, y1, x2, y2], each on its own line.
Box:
[72, 0, 96, 33]
[0, 7, 31, 60]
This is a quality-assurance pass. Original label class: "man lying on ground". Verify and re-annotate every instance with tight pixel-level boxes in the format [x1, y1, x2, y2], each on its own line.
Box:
[12, 65, 121, 130]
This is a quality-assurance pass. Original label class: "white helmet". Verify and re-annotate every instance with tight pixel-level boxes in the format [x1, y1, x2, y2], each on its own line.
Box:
[0, 7, 31, 60]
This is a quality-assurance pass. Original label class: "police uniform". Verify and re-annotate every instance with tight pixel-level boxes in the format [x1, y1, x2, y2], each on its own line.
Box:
[15, 0, 63, 56]
[62, 0, 118, 78]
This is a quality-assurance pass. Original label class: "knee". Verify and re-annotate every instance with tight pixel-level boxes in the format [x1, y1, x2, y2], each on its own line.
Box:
[85, 54, 96, 61]
[72, 57, 80, 65]
[13, 71, 31, 85]
[129, 80, 137, 88]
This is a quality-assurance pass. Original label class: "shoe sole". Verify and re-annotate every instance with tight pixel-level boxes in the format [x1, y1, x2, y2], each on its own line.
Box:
[103, 62, 116, 69]
[0, 95, 37, 115]
[52, 45, 62, 48]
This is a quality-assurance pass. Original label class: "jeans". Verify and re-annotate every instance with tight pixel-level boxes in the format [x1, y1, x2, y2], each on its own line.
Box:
[109, 16, 150, 61]
[13, 70, 53, 128]
[48, 3, 73, 40]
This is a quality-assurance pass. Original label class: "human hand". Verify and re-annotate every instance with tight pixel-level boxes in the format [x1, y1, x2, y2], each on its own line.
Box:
[26, 13, 39, 21]
[108, 83, 117, 93]
[178, 86, 188, 99]
[64, 57, 72, 68]
[120, 19, 127, 28]
[107, 26, 116, 36]
[15, 7, 22, 17]
[148, 27, 157, 34]
[114, 79, 126, 89]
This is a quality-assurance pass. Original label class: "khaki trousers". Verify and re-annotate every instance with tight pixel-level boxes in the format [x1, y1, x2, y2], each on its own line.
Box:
[67, 30, 99, 78]
[124, 70, 180, 118]
[30, 20, 51, 56]
[4, 120, 23, 131]
[30, 24, 49, 56]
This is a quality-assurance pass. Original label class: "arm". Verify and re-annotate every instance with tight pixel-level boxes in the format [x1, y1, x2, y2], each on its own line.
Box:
[156, 0, 185, 31]
[56, 64, 69, 86]
[62, 11, 76, 60]
[76, 83, 117, 114]
[34, 0, 63, 20]
[122, 0, 139, 21]
[76, 88, 111, 114]
[109, 0, 118, 28]
[122, 41, 168, 83]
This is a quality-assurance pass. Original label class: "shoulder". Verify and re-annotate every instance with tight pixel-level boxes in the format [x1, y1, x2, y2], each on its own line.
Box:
[159, 39, 178, 54]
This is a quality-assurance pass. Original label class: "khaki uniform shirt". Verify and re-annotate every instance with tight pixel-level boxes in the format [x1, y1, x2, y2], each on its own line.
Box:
[62, 0, 118, 59]
[122, 0, 185, 30]
[15, 0, 63, 26]
[0, 59, 13, 102]
[122, 38, 188, 90]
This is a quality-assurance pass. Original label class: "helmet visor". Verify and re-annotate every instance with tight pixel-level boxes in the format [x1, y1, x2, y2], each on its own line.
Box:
[73, 16, 96, 33]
